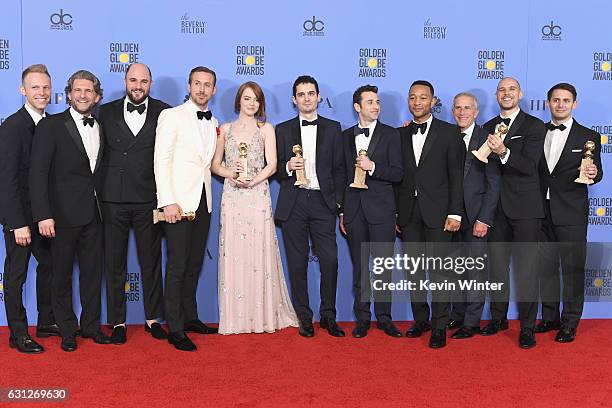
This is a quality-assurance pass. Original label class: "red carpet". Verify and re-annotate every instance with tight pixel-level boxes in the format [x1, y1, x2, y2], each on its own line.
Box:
[1, 320, 611, 407]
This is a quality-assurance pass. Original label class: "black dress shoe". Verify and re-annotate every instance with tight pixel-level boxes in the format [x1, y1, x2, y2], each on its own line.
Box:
[429, 329, 447, 349]
[145, 322, 168, 339]
[447, 319, 463, 329]
[319, 317, 345, 337]
[352, 321, 369, 338]
[377, 320, 402, 337]
[61, 335, 78, 352]
[82, 331, 112, 344]
[168, 332, 197, 351]
[298, 320, 315, 337]
[405, 321, 431, 338]
[451, 325, 480, 339]
[9, 334, 44, 354]
[555, 327, 576, 343]
[36, 324, 61, 338]
[534, 319, 561, 333]
[111, 326, 127, 344]
[519, 328, 536, 349]
[480, 319, 509, 336]
[184, 319, 218, 334]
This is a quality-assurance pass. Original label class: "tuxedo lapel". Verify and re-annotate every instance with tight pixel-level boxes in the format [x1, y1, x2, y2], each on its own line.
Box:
[551, 120, 579, 175]
[504, 110, 525, 140]
[314, 118, 324, 176]
[64, 112, 88, 163]
[464, 127, 481, 178]
[366, 123, 382, 157]
[181, 103, 205, 160]
[403, 129, 417, 170]
[419, 118, 439, 165]
[291, 117, 302, 152]
[93, 125, 104, 174]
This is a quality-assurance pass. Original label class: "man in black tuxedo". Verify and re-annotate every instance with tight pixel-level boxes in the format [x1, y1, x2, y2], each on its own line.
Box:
[275, 75, 345, 338]
[98, 63, 170, 344]
[481, 77, 547, 349]
[536, 83, 602, 343]
[339, 85, 403, 339]
[396, 80, 464, 348]
[0, 64, 58, 353]
[29, 70, 111, 351]
[448, 92, 501, 340]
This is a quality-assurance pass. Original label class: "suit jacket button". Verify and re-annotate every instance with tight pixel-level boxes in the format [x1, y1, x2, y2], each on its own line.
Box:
[123, 152, 128, 156]
[116, 139, 120, 143]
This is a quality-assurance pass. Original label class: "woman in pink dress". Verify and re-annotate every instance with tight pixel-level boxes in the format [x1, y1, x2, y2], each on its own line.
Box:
[211, 81, 298, 334]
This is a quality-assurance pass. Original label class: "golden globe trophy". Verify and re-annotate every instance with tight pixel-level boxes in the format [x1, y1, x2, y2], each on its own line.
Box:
[292, 144, 310, 186]
[236, 142, 252, 181]
[472, 123, 509, 163]
[152, 209, 196, 224]
[574, 140, 596, 185]
[350, 149, 369, 189]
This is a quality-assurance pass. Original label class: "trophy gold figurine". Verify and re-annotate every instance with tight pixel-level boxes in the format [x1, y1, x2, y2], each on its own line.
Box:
[236, 142, 252, 181]
[292, 144, 310, 186]
[472, 122, 509, 163]
[574, 140, 596, 185]
[152, 209, 196, 224]
[350, 149, 369, 189]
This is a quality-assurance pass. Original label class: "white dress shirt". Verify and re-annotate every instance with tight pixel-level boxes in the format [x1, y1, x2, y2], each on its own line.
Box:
[24, 102, 45, 125]
[123, 97, 148, 136]
[355, 120, 377, 176]
[462, 122, 476, 150]
[412, 114, 434, 165]
[544, 117, 573, 199]
[298, 114, 320, 189]
[70, 107, 100, 172]
[186, 99, 215, 163]
[496, 107, 521, 165]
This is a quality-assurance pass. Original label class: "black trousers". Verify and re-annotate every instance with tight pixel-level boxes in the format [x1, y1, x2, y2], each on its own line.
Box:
[400, 198, 453, 330]
[102, 201, 163, 326]
[538, 200, 587, 329]
[2, 225, 54, 337]
[281, 189, 338, 322]
[162, 188, 211, 334]
[345, 202, 395, 324]
[51, 218, 103, 337]
[449, 225, 487, 328]
[488, 203, 541, 329]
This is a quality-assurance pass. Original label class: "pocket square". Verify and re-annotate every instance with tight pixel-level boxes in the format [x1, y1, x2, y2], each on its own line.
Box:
[571, 149, 582, 153]
[510, 135, 522, 140]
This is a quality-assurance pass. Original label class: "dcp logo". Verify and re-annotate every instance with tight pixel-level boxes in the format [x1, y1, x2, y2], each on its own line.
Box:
[541, 21, 561, 40]
[50, 9, 72, 26]
[303, 16, 324, 32]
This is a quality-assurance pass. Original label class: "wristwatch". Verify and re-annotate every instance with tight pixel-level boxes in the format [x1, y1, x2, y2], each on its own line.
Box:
[498, 148, 508, 160]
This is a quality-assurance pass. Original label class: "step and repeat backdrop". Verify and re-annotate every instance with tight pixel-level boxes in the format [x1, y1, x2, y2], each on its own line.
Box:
[1, 0, 611, 324]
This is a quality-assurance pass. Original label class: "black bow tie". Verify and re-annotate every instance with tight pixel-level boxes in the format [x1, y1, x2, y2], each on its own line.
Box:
[496, 117, 511, 126]
[411, 122, 428, 135]
[354, 127, 370, 137]
[82, 116, 95, 127]
[460, 132, 467, 138]
[127, 102, 146, 114]
[547, 123, 567, 132]
[301, 119, 318, 126]
[197, 110, 212, 120]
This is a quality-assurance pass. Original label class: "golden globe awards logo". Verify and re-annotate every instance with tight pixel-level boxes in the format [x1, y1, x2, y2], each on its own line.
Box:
[124, 272, 141, 302]
[585, 268, 611, 298]
[109, 42, 140, 73]
[303, 16, 324, 37]
[477, 50, 504, 79]
[236, 45, 265, 75]
[49, 9, 73, 30]
[423, 19, 446, 39]
[591, 125, 611, 154]
[358, 48, 387, 77]
[0, 272, 4, 302]
[589, 197, 612, 225]
[0, 38, 9, 70]
[593, 52, 612, 80]
[180, 13, 205, 34]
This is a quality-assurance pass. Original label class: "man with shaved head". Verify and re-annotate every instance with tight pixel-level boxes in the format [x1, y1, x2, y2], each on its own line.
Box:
[480, 77, 546, 348]
[98, 63, 170, 344]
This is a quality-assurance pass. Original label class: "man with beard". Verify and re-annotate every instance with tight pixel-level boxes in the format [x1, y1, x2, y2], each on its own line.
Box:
[98, 63, 170, 344]
[0, 64, 58, 353]
[481, 77, 547, 349]
[30, 70, 111, 351]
